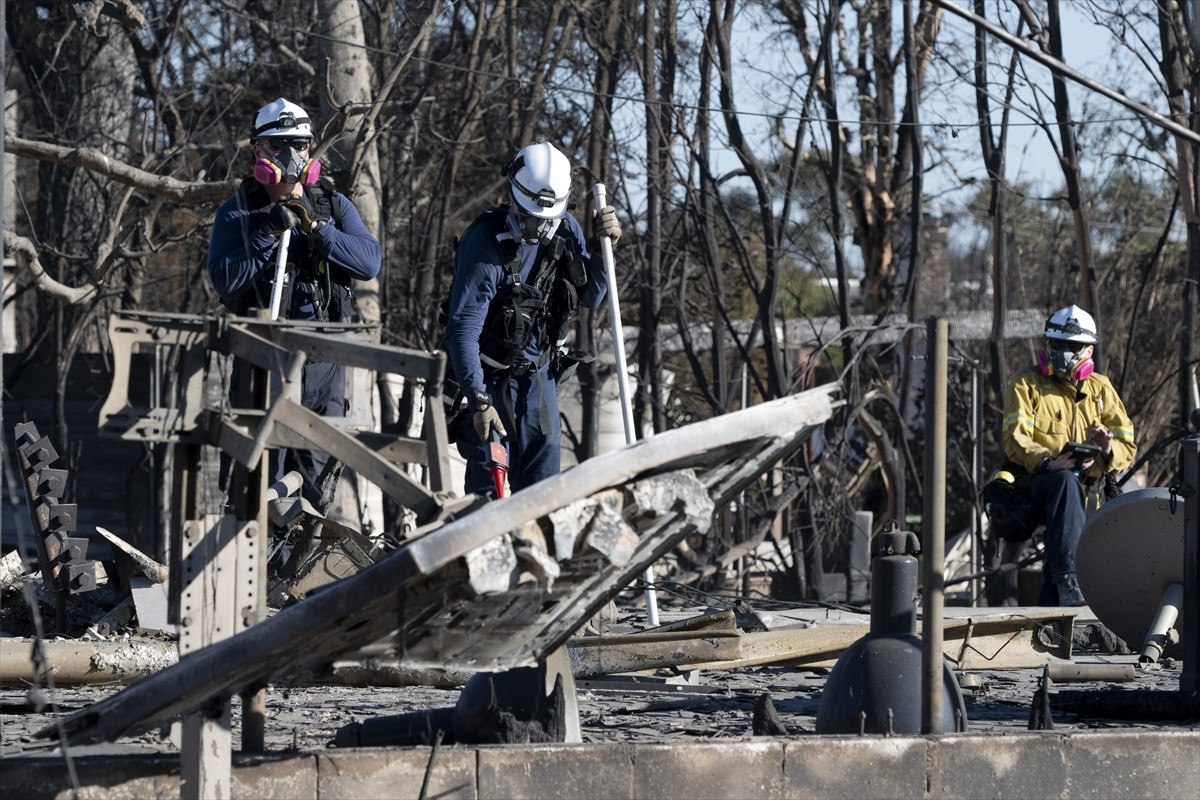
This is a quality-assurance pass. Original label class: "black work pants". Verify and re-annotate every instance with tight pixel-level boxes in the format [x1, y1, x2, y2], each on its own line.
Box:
[455, 365, 560, 497]
[1025, 468, 1086, 605]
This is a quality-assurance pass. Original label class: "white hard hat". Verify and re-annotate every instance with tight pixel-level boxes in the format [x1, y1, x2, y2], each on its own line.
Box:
[1044, 304, 1098, 345]
[506, 142, 571, 219]
[251, 98, 313, 140]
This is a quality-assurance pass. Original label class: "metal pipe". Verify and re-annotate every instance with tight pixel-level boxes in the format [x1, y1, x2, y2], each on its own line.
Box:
[1181, 421, 1199, 691]
[593, 183, 658, 627]
[922, 318, 948, 734]
[1139, 582, 1184, 664]
[971, 369, 983, 603]
[1046, 663, 1136, 683]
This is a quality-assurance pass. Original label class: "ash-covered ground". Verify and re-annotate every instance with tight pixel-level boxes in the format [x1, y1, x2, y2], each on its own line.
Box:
[2, 622, 1194, 759]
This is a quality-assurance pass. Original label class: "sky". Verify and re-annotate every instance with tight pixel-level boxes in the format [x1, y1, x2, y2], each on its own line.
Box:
[665, 2, 1170, 215]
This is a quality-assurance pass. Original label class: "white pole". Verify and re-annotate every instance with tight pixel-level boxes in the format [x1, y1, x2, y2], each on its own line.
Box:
[593, 183, 659, 627]
[268, 229, 292, 321]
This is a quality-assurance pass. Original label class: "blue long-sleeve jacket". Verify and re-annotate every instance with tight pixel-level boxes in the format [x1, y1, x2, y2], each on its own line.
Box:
[208, 179, 381, 318]
[441, 208, 607, 398]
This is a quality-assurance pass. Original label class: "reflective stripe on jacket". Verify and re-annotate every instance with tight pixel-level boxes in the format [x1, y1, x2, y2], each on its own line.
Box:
[1002, 366, 1136, 477]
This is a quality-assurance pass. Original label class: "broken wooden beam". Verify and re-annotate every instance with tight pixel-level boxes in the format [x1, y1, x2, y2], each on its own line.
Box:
[676, 610, 1075, 672]
[95, 527, 168, 584]
[568, 630, 743, 677]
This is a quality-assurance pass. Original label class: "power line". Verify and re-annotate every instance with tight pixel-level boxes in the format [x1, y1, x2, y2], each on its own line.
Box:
[221, 5, 1161, 134]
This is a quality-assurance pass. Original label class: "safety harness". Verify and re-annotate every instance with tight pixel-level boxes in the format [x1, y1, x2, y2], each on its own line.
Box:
[228, 176, 357, 323]
[450, 206, 585, 379]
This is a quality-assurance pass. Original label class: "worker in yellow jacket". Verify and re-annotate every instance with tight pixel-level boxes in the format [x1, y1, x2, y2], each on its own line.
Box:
[1002, 305, 1136, 606]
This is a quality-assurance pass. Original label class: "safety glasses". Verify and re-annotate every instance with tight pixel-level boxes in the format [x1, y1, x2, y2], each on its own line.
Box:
[262, 138, 312, 154]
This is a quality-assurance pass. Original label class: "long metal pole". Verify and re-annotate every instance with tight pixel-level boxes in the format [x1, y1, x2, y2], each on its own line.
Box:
[1181, 417, 1199, 692]
[971, 369, 983, 603]
[593, 183, 658, 626]
[921, 318, 948, 734]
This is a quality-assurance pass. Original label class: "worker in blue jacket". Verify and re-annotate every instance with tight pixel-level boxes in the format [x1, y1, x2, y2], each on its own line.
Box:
[441, 142, 621, 496]
[208, 97, 381, 513]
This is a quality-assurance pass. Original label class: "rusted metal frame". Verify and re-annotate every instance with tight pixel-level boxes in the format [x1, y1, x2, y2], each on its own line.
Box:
[270, 400, 442, 523]
[423, 384, 452, 493]
[167, 444, 204, 624]
[209, 415, 438, 475]
[256, 326, 445, 385]
[97, 314, 209, 442]
[276, 425, 431, 466]
[13, 424, 96, 629]
[178, 513, 238, 799]
[208, 324, 307, 471]
[219, 350, 272, 754]
[256, 324, 453, 492]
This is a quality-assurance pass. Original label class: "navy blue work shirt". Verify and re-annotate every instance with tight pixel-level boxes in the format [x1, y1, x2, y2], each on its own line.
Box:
[441, 207, 607, 398]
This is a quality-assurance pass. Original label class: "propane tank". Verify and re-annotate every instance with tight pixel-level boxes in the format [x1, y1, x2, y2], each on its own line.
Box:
[815, 520, 968, 734]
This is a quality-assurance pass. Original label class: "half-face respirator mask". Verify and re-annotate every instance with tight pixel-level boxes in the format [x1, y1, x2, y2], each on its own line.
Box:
[254, 138, 321, 186]
[1038, 342, 1095, 382]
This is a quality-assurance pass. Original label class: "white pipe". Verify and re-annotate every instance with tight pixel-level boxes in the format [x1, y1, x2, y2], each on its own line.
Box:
[268, 228, 292, 321]
[593, 183, 658, 627]
[1139, 582, 1184, 664]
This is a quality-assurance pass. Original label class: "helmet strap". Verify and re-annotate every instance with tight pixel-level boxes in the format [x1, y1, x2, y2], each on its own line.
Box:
[517, 212, 560, 244]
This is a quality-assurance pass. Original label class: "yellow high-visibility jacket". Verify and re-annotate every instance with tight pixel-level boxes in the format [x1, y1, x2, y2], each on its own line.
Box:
[1002, 366, 1136, 478]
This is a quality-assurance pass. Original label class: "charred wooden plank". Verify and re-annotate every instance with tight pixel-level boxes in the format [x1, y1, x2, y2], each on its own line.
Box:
[41, 384, 838, 745]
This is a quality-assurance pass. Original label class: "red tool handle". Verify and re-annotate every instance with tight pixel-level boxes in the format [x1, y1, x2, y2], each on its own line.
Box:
[486, 428, 508, 499]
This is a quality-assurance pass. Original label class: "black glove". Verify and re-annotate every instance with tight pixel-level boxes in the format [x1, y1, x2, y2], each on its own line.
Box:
[283, 197, 321, 234]
[265, 203, 300, 237]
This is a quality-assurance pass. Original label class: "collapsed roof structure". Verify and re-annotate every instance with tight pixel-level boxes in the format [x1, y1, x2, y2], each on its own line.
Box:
[41, 311, 839, 746]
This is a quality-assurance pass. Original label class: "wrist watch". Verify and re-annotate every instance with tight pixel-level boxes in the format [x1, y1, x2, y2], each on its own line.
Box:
[1039, 457, 1053, 473]
[473, 391, 492, 411]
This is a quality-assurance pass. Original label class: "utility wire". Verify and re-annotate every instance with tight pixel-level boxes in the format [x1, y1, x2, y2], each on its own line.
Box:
[208, 3, 1164, 134]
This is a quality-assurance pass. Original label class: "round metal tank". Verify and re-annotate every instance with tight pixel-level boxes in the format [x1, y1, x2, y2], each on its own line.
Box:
[815, 632, 966, 734]
[1076, 487, 1185, 655]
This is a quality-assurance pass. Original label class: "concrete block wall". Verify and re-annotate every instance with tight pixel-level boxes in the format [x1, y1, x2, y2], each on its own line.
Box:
[3, 732, 1198, 800]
